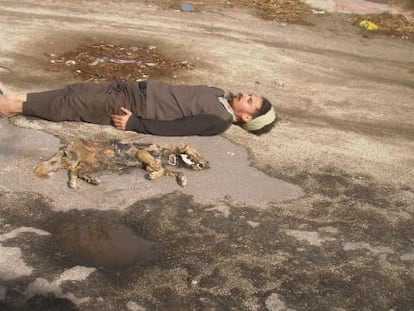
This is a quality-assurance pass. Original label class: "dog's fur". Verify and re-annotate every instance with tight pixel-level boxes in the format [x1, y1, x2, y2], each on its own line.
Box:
[34, 139, 209, 189]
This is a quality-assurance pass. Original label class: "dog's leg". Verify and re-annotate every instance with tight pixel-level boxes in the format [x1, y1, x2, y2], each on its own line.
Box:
[136, 149, 187, 187]
[136, 149, 165, 181]
[163, 169, 187, 187]
[77, 164, 101, 186]
[67, 167, 79, 189]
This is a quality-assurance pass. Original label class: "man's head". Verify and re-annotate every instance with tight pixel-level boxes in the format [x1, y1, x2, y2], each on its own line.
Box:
[230, 93, 277, 135]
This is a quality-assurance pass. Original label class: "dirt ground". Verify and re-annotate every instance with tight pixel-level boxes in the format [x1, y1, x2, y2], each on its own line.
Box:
[0, 0, 413, 310]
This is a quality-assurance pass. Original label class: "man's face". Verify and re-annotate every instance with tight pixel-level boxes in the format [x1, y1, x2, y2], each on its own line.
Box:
[231, 93, 263, 123]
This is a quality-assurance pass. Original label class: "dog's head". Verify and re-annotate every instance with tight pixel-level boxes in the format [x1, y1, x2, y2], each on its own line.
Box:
[177, 153, 209, 170]
[165, 145, 209, 171]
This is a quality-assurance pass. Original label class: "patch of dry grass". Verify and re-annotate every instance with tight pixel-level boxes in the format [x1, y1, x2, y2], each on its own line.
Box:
[353, 13, 414, 40]
[233, 0, 311, 23]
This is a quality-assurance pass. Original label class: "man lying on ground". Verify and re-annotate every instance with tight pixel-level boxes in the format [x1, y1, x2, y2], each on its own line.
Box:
[0, 80, 277, 136]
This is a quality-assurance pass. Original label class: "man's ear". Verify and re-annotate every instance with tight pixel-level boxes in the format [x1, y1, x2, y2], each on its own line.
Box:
[241, 113, 252, 123]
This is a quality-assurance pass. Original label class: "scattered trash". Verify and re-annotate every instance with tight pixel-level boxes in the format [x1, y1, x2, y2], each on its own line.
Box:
[353, 13, 413, 41]
[44, 52, 57, 58]
[88, 58, 102, 66]
[181, 3, 195, 12]
[359, 20, 378, 31]
[109, 59, 137, 64]
[65, 60, 76, 66]
[45, 42, 195, 81]
[180, 60, 194, 68]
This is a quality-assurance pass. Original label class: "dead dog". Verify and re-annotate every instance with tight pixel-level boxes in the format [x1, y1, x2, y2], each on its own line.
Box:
[34, 139, 209, 189]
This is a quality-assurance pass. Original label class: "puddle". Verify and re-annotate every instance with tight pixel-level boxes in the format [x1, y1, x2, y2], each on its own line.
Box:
[55, 218, 161, 270]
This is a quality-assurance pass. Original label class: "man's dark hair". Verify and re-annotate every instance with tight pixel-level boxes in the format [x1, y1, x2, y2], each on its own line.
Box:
[249, 97, 277, 136]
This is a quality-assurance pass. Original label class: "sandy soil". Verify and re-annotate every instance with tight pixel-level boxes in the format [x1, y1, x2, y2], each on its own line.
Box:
[0, 0, 413, 310]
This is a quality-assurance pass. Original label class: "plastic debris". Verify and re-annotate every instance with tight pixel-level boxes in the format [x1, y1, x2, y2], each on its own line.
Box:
[180, 60, 194, 68]
[359, 20, 378, 31]
[109, 59, 137, 64]
[65, 60, 76, 66]
[181, 3, 195, 12]
[312, 9, 325, 15]
[88, 58, 101, 66]
[45, 42, 194, 81]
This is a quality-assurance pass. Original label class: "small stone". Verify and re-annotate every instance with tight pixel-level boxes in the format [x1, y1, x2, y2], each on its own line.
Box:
[126, 301, 146, 311]
[265, 293, 288, 311]
[247, 220, 260, 228]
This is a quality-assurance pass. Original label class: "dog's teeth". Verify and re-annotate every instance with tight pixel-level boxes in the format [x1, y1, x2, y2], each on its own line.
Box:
[179, 154, 194, 165]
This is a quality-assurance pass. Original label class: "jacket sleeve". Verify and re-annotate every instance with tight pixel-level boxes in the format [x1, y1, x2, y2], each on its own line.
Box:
[125, 114, 232, 136]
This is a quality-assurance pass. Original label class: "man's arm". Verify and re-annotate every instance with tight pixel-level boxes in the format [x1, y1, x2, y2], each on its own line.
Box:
[125, 114, 232, 136]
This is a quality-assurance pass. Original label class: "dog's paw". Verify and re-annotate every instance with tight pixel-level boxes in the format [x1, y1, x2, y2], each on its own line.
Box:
[68, 180, 78, 189]
[176, 174, 187, 187]
[146, 170, 164, 180]
[146, 171, 157, 180]
[88, 176, 101, 185]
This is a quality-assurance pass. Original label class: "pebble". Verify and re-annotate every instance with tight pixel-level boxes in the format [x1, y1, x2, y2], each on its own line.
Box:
[126, 301, 146, 311]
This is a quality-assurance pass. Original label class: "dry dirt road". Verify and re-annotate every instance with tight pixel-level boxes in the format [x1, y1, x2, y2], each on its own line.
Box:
[0, 1, 413, 310]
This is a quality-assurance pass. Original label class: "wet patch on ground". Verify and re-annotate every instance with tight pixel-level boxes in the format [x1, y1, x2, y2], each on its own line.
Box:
[0, 166, 413, 310]
[56, 218, 161, 270]
[0, 120, 304, 210]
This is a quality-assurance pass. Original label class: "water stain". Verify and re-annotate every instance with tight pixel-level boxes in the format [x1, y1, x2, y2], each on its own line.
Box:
[55, 218, 161, 270]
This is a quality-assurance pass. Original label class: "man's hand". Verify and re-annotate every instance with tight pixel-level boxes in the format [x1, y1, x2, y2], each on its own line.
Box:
[111, 107, 132, 131]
